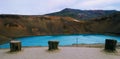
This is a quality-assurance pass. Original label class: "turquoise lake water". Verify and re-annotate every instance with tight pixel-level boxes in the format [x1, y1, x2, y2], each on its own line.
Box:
[0, 34, 120, 48]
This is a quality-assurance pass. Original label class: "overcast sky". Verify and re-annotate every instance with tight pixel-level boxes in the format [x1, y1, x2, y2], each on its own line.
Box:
[0, 0, 120, 15]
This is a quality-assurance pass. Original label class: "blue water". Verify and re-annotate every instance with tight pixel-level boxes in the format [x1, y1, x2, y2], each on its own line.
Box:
[0, 34, 120, 48]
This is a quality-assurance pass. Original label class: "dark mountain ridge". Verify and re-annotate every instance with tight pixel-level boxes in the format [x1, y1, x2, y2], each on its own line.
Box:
[46, 8, 118, 20]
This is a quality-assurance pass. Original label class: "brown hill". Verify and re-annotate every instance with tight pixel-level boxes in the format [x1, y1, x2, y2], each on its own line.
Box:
[0, 13, 120, 44]
[0, 15, 87, 38]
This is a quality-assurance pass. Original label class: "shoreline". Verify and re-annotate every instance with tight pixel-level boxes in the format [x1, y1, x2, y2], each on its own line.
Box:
[1, 43, 120, 49]
[13, 33, 120, 39]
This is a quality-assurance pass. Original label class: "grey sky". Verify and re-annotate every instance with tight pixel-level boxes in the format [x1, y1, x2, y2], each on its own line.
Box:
[0, 0, 120, 15]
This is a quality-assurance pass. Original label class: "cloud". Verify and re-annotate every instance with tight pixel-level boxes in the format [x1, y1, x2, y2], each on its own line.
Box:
[72, 0, 120, 10]
[0, 0, 120, 15]
[0, 0, 77, 15]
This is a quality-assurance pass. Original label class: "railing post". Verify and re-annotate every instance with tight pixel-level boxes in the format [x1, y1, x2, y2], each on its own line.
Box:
[48, 40, 59, 51]
[10, 40, 21, 52]
[105, 39, 117, 51]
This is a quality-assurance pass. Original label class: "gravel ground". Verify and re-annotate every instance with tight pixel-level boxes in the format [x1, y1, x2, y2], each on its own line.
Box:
[0, 47, 120, 59]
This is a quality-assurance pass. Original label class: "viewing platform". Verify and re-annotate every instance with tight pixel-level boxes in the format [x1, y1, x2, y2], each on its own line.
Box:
[0, 47, 120, 59]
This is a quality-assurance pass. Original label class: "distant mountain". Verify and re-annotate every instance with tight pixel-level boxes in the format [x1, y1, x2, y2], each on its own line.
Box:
[45, 8, 118, 20]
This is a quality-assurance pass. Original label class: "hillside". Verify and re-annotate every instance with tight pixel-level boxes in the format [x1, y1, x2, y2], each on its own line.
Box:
[90, 12, 120, 34]
[0, 12, 120, 44]
[0, 15, 87, 38]
[46, 8, 118, 20]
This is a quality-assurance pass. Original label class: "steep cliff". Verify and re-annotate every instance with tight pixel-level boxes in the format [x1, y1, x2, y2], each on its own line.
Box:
[0, 15, 87, 38]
